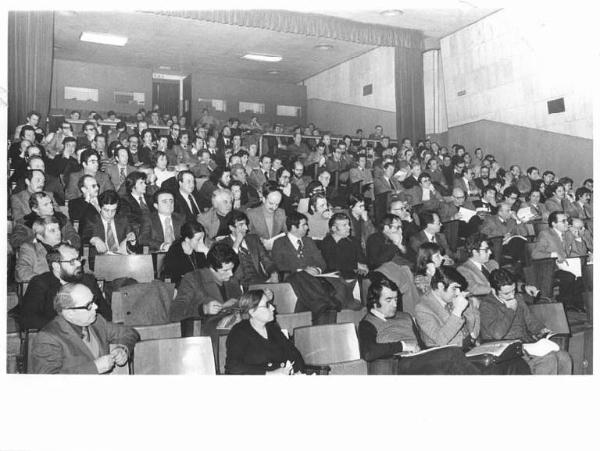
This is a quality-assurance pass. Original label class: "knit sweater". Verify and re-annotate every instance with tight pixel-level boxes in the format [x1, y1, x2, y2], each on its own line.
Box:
[358, 312, 418, 362]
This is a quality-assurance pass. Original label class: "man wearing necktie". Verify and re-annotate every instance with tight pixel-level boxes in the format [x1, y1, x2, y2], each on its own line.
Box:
[30, 283, 139, 374]
[175, 170, 202, 221]
[139, 189, 185, 252]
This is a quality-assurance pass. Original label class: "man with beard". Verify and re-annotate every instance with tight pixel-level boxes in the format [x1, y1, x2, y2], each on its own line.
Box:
[17, 243, 111, 330]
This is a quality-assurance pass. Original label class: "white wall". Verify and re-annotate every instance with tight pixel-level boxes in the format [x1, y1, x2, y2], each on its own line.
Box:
[423, 49, 448, 136]
[435, 8, 593, 139]
[303, 46, 396, 113]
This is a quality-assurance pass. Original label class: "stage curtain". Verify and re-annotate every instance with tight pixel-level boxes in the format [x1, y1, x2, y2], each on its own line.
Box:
[8, 11, 54, 137]
[153, 10, 423, 48]
[395, 46, 425, 142]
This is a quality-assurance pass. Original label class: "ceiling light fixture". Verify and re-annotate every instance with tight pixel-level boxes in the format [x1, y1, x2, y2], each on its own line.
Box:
[242, 53, 282, 63]
[380, 10, 404, 17]
[80, 32, 128, 46]
[267, 70, 280, 75]
[159, 65, 172, 70]
[314, 44, 333, 50]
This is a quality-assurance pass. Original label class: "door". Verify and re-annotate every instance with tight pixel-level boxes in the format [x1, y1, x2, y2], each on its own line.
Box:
[182, 75, 192, 126]
[152, 80, 180, 118]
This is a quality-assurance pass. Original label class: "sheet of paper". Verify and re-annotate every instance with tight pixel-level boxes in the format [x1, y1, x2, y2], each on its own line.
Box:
[557, 257, 582, 278]
[396, 344, 460, 357]
[517, 206, 535, 222]
[465, 340, 521, 357]
[523, 338, 559, 357]
[457, 207, 477, 222]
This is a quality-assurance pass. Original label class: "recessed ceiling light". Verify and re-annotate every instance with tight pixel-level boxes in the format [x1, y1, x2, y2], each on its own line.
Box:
[267, 70, 280, 75]
[159, 65, 172, 70]
[314, 44, 333, 51]
[380, 10, 404, 17]
[80, 32, 128, 46]
[242, 53, 282, 63]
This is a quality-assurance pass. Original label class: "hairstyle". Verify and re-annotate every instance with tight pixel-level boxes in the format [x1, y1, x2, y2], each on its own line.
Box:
[525, 188, 541, 202]
[308, 193, 327, 215]
[259, 154, 271, 164]
[575, 187, 592, 200]
[503, 186, 520, 199]
[526, 166, 538, 176]
[32, 215, 59, 237]
[418, 172, 431, 183]
[366, 273, 399, 311]
[286, 211, 307, 231]
[124, 171, 147, 194]
[430, 266, 468, 291]
[46, 242, 77, 268]
[465, 233, 489, 256]
[152, 150, 167, 167]
[546, 183, 564, 198]
[77, 174, 95, 193]
[25, 169, 44, 183]
[557, 177, 573, 187]
[377, 213, 401, 232]
[53, 283, 81, 313]
[225, 210, 249, 230]
[418, 210, 438, 229]
[152, 187, 174, 206]
[276, 166, 290, 181]
[583, 178, 593, 186]
[482, 185, 496, 197]
[238, 289, 267, 319]
[415, 242, 442, 276]
[262, 180, 282, 199]
[548, 210, 565, 227]
[206, 242, 239, 271]
[94, 133, 106, 143]
[29, 191, 51, 210]
[80, 149, 99, 165]
[20, 125, 36, 139]
[180, 220, 205, 240]
[543, 170, 555, 178]
[348, 194, 365, 209]
[489, 268, 515, 293]
[177, 169, 195, 184]
[209, 166, 229, 186]
[62, 136, 76, 147]
[328, 212, 350, 230]
[98, 190, 120, 207]
[140, 128, 155, 142]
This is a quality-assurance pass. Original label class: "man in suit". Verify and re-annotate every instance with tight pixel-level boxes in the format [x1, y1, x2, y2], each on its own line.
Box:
[570, 187, 592, 220]
[169, 242, 242, 321]
[65, 149, 114, 201]
[411, 173, 444, 211]
[120, 171, 154, 234]
[453, 167, 480, 198]
[248, 154, 275, 192]
[373, 162, 402, 196]
[479, 269, 572, 375]
[139, 189, 185, 252]
[104, 146, 136, 195]
[481, 202, 530, 269]
[414, 266, 480, 348]
[31, 283, 138, 374]
[67, 175, 102, 232]
[366, 214, 412, 270]
[290, 160, 312, 197]
[15, 216, 62, 283]
[174, 170, 203, 222]
[80, 190, 139, 256]
[12, 155, 65, 206]
[221, 210, 278, 288]
[409, 211, 455, 263]
[246, 187, 286, 251]
[531, 211, 585, 311]
[542, 183, 570, 220]
[197, 188, 233, 241]
[10, 169, 55, 221]
[457, 233, 500, 297]
[197, 166, 231, 212]
[18, 243, 111, 331]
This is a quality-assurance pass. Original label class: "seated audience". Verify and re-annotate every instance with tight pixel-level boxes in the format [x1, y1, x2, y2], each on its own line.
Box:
[139, 189, 185, 252]
[174, 170, 203, 222]
[68, 174, 101, 226]
[319, 212, 368, 279]
[105, 146, 135, 195]
[366, 214, 412, 270]
[566, 217, 593, 255]
[65, 149, 114, 201]
[18, 243, 111, 331]
[413, 242, 444, 296]
[277, 166, 301, 215]
[225, 289, 305, 375]
[10, 169, 55, 221]
[358, 275, 479, 375]
[31, 283, 138, 374]
[479, 269, 572, 375]
[15, 216, 62, 283]
[197, 188, 234, 241]
[197, 166, 231, 212]
[571, 187, 592, 220]
[290, 160, 312, 197]
[409, 211, 455, 263]
[542, 183, 570, 221]
[120, 171, 153, 233]
[163, 221, 209, 286]
[348, 195, 375, 251]
[246, 184, 286, 250]
[248, 154, 276, 192]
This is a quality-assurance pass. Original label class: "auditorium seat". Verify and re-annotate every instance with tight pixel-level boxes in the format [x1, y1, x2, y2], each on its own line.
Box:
[132, 336, 216, 375]
[336, 308, 367, 328]
[293, 323, 368, 375]
[249, 283, 297, 314]
[93, 254, 155, 283]
[275, 311, 312, 336]
[524, 242, 557, 299]
[529, 303, 571, 350]
[111, 281, 175, 326]
[133, 322, 182, 341]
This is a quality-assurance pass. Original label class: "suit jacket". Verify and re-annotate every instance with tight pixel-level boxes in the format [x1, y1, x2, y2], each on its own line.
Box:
[457, 259, 500, 297]
[479, 293, 544, 342]
[410, 186, 444, 210]
[366, 232, 412, 270]
[532, 228, 573, 260]
[522, 201, 547, 221]
[104, 163, 136, 193]
[408, 230, 453, 259]
[414, 291, 480, 348]
[542, 196, 573, 221]
[271, 235, 325, 273]
[169, 268, 243, 321]
[373, 175, 401, 196]
[31, 314, 139, 374]
[246, 205, 287, 240]
[120, 192, 154, 231]
[221, 234, 276, 287]
[139, 211, 185, 251]
[20, 272, 111, 331]
[10, 212, 81, 250]
[437, 200, 476, 223]
[65, 170, 115, 201]
[174, 190, 203, 222]
[248, 168, 276, 192]
[197, 208, 226, 241]
[480, 214, 529, 238]
[15, 241, 50, 283]
[10, 190, 55, 221]
[67, 198, 99, 231]
[569, 201, 592, 220]
[80, 212, 136, 249]
[453, 177, 479, 196]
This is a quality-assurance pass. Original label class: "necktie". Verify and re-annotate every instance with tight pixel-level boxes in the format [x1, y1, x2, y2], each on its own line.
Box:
[164, 217, 174, 243]
[139, 196, 148, 211]
[481, 265, 491, 281]
[560, 199, 566, 211]
[189, 194, 200, 216]
[119, 167, 126, 184]
[297, 240, 304, 259]
[81, 326, 90, 342]
[106, 221, 118, 251]
[430, 234, 437, 243]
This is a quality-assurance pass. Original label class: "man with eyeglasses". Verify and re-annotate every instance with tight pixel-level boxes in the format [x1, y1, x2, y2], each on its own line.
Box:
[30, 283, 138, 374]
[409, 211, 455, 263]
[18, 243, 111, 331]
[76, 120, 97, 150]
[532, 211, 585, 312]
[167, 123, 181, 149]
[479, 268, 572, 375]
[65, 149, 115, 201]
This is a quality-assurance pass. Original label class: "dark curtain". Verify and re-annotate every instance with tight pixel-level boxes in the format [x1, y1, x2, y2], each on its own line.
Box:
[395, 46, 425, 142]
[8, 11, 54, 137]
[154, 10, 423, 48]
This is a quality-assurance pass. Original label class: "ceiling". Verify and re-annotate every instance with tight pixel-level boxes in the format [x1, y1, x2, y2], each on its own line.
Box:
[53, 7, 497, 84]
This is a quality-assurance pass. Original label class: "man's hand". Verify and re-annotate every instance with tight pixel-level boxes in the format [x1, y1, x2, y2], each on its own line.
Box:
[451, 295, 469, 317]
[304, 266, 320, 277]
[401, 341, 420, 353]
[442, 255, 454, 266]
[159, 242, 172, 252]
[125, 232, 136, 242]
[356, 263, 369, 276]
[524, 285, 539, 297]
[91, 238, 108, 254]
[266, 272, 279, 283]
[202, 300, 223, 315]
[110, 346, 129, 366]
[94, 354, 116, 374]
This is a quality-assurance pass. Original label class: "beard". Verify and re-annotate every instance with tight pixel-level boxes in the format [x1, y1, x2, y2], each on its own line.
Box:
[60, 267, 83, 283]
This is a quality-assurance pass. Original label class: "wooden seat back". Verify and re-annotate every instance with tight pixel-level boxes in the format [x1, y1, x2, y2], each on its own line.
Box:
[111, 282, 175, 326]
[293, 323, 361, 365]
[132, 337, 216, 375]
[275, 312, 312, 336]
[249, 283, 297, 314]
[94, 254, 155, 283]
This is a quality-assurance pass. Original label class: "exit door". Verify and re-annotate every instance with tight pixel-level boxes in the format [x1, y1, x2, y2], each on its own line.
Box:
[152, 80, 179, 118]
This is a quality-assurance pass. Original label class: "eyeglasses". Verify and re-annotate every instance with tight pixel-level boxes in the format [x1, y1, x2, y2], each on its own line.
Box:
[478, 248, 492, 253]
[256, 302, 274, 310]
[58, 257, 85, 266]
[65, 300, 96, 311]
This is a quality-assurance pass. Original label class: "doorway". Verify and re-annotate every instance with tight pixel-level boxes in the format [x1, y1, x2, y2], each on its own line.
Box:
[152, 79, 179, 118]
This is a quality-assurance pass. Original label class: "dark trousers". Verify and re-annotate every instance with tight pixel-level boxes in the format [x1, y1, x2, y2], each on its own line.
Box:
[555, 270, 584, 309]
[394, 347, 480, 375]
